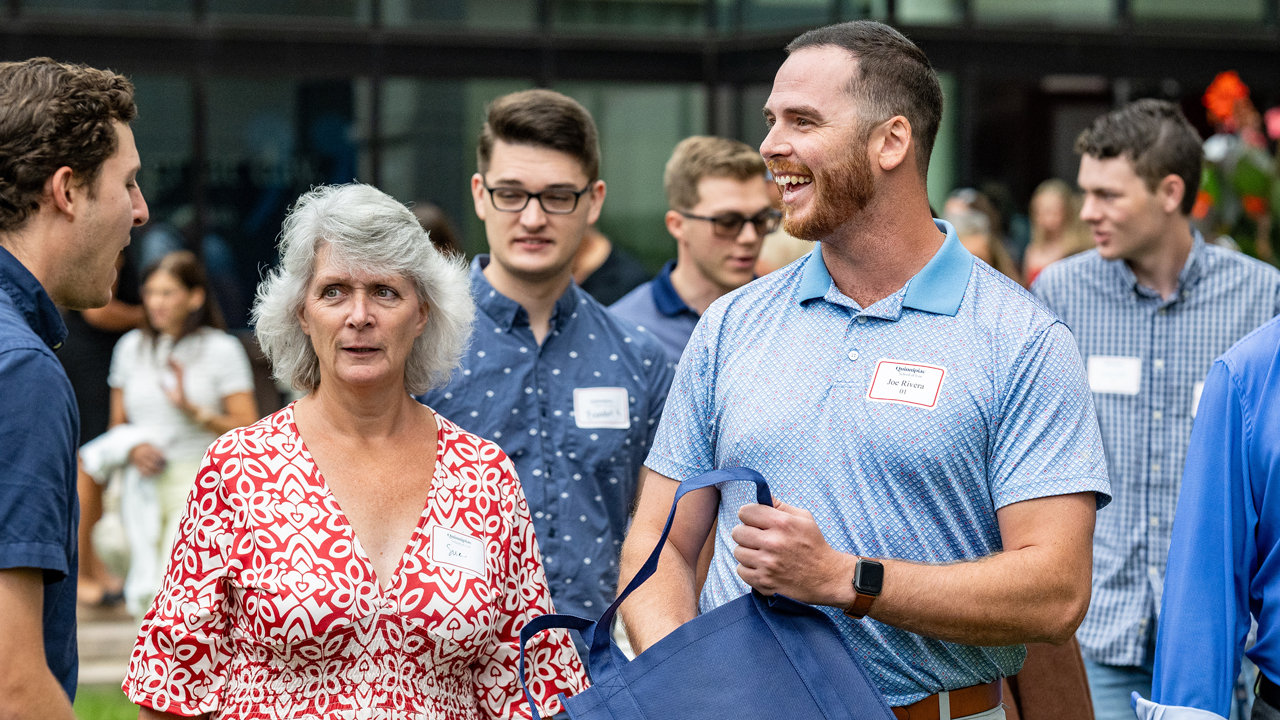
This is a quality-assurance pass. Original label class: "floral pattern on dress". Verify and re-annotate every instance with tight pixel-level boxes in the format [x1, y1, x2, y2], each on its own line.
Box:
[123, 403, 587, 719]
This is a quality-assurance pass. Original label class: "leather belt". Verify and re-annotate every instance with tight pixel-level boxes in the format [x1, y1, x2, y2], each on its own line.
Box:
[892, 680, 1003, 720]
[1258, 672, 1280, 710]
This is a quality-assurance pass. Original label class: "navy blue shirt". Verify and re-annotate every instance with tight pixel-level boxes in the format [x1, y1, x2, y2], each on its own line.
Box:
[419, 256, 673, 622]
[609, 260, 700, 366]
[0, 246, 80, 699]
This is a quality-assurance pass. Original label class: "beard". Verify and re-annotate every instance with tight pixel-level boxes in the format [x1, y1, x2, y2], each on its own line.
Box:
[779, 145, 876, 241]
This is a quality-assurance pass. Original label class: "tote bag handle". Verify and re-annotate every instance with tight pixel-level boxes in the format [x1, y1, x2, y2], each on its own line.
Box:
[519, 468, 771, 718]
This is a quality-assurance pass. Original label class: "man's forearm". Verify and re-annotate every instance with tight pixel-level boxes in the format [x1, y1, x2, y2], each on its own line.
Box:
[616, 528, 701, 654]
[0, 668, 76, 720]
[867, 547, 1090, 647]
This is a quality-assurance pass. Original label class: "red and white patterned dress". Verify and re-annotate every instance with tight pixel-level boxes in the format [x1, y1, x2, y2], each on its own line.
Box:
[123, 404, 587, 719]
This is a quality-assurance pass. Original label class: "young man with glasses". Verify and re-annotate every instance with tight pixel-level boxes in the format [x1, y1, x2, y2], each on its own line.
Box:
[611, 136, 778, 365]
[418, 89, 673, 645]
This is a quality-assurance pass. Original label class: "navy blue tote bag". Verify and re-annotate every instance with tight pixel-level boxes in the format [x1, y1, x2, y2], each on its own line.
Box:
[519, 467, 896, 720]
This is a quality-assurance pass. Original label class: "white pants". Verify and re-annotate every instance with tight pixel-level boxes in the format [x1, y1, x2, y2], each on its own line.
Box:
[121, 459, 199, 617]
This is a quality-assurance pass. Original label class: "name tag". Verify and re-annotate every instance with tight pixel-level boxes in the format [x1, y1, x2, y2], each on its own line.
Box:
[430, 525, 486, 578]
[1192, 381, 1205, 418]
[1087, 356, 1142, 395]
[866, 360, 946, 409]
[573, 387, 631, 429]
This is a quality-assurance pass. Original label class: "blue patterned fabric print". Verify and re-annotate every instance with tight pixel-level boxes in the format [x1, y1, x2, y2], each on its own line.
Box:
[1033, 234, 1280, 668]
[419, 256, 674, 624]
[646, 220, 1111, 707]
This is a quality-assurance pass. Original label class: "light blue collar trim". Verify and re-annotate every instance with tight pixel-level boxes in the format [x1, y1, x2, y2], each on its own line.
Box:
[796, 220, 974, 317]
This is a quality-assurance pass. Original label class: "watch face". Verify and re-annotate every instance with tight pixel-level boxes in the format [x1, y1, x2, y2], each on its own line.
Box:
[855, 560, 884, 595]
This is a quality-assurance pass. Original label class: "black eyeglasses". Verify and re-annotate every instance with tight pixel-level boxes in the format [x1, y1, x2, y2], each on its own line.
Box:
[678, 208, 782, 239]
[484, 183, 592, 215]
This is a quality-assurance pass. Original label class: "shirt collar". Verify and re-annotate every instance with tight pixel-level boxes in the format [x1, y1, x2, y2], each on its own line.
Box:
[797, 219, 974, 317]
[651, 260, 698, 318]
[0, 245, 68, 350]
[469, 254, 580, 332]
[1107, 229, 1207, 301]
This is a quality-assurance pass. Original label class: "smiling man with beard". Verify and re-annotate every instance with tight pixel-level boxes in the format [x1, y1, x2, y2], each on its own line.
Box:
[617, 21, 1111, 719]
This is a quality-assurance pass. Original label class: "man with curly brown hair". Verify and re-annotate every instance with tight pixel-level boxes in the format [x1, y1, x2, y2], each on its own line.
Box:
[0, 57, 148, 717]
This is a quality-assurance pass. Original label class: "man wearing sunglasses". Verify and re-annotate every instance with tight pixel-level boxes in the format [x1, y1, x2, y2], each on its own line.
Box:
[611, 136, 777, 365]
[418, 89, 673, 652]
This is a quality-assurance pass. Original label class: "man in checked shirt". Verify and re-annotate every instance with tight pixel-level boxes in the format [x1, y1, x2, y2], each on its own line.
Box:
[1032, 99, 1280, 720]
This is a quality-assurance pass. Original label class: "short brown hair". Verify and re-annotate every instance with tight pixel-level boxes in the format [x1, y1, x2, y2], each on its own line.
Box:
[476, 89, 600, 182]
[664, 136, 767, 211]
[1075, 99, 1203, 215]
[0, 58, 137, 234]
[786, 21, 943, 178]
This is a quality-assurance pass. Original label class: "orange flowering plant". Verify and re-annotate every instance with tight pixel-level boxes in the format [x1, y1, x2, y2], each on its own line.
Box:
[1197, 71, 1280, 264]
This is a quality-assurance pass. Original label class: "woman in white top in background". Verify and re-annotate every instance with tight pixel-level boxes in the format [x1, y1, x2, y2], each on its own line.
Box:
[109, 249, 259, 616]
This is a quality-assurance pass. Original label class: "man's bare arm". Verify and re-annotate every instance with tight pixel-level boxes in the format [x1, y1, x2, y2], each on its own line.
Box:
[732, 491, 1097, 646]
[0, 568, 76, 720]
[616, 468, 720, 654]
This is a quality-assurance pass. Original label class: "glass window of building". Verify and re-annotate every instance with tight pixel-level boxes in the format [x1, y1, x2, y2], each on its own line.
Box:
[556, 81, 706, 269]
[973, 0, 1111, 25]
[381, 0, 535, 29]
[22, 0, 191, 17]
[550, 0, 706, 35]
[1131, 0, 1263, 22]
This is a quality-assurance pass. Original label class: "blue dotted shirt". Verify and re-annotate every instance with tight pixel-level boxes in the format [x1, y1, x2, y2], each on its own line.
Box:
[419, 256, 674, 623]
[645, 221, 1111, 706]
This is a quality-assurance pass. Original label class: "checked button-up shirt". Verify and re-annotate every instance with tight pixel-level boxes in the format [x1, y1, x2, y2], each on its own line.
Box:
[1033, 233, 1280, 667]
[419, 256, 674, 623]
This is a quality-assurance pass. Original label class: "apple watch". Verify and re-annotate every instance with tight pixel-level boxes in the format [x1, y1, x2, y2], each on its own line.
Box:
[844, 557, 884, 620]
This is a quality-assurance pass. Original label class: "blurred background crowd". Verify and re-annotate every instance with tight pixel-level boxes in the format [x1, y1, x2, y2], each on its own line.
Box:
[6, 0, 1280, 715]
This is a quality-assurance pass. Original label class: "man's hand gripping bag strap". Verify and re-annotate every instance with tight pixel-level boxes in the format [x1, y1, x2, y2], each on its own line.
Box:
[518, 467, 895, 720]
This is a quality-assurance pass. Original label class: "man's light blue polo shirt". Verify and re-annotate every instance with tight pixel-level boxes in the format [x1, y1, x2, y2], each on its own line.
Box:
[646, 220, 1111, 706]
[610, 260, 700, 366]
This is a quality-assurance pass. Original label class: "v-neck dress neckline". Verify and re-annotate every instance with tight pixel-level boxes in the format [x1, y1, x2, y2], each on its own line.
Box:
[287, 403, 446, 595]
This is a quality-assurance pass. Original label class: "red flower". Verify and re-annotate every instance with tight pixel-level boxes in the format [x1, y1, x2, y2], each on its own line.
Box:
[1242, 194, 1268, 218]
[1192, 190, 1213, 220]
[1204, 71, 1251, 126]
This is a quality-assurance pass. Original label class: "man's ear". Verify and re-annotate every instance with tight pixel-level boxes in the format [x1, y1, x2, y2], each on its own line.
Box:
[586, 180, 607, 226]
[1157, 174, 1186, 215]
[872, 116, 912, 173]
[45, 166, 80, 219]
[665, 210, 686, 243]
[470, 174, 488, 221]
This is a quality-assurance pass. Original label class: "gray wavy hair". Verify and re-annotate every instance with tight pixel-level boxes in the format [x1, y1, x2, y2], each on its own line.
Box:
[253, 183, 474, 395]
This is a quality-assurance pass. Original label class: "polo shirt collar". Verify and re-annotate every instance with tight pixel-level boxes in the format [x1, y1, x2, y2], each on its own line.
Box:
[470, 254, 579, 333]
[651, 260, 697, 318]
[0, 245, 67, 350]
[797, 219, 974, 317]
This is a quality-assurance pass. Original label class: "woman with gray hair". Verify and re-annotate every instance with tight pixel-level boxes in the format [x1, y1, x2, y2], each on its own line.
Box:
[123, 183, 587, 720]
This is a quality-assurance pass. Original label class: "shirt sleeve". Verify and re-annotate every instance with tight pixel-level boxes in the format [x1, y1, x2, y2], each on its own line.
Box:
[643, 313, 718, 482]
[0, 348, 77, 579]
[108, 331, 137, 390]
[123, 446, 236, 716]
[211, 333, 255, 399]
[474, 453, 588, 720]
[988, 321, 1111, 509]
[1151, 359, 1251, 718]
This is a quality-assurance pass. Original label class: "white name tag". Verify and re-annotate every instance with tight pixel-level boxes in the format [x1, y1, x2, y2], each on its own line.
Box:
[573, 387, 631, 429]
[430, 525, 486, 578]
[1087, 356, 1142, 395]
[1192, 381, 1205, 418]
[866, 360, 946, 409]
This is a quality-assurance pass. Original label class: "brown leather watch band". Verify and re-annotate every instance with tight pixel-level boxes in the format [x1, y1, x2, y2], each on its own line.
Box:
[844, 591, 876, 619]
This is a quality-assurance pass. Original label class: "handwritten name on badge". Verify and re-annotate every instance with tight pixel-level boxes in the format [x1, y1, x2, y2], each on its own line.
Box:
[573, 387, 631, 429]
[430, 525, 486, 578]
[866, 360, 946, 409]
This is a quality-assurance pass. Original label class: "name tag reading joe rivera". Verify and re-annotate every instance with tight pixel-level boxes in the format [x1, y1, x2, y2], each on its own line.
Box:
[866, 359, 946, 409]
